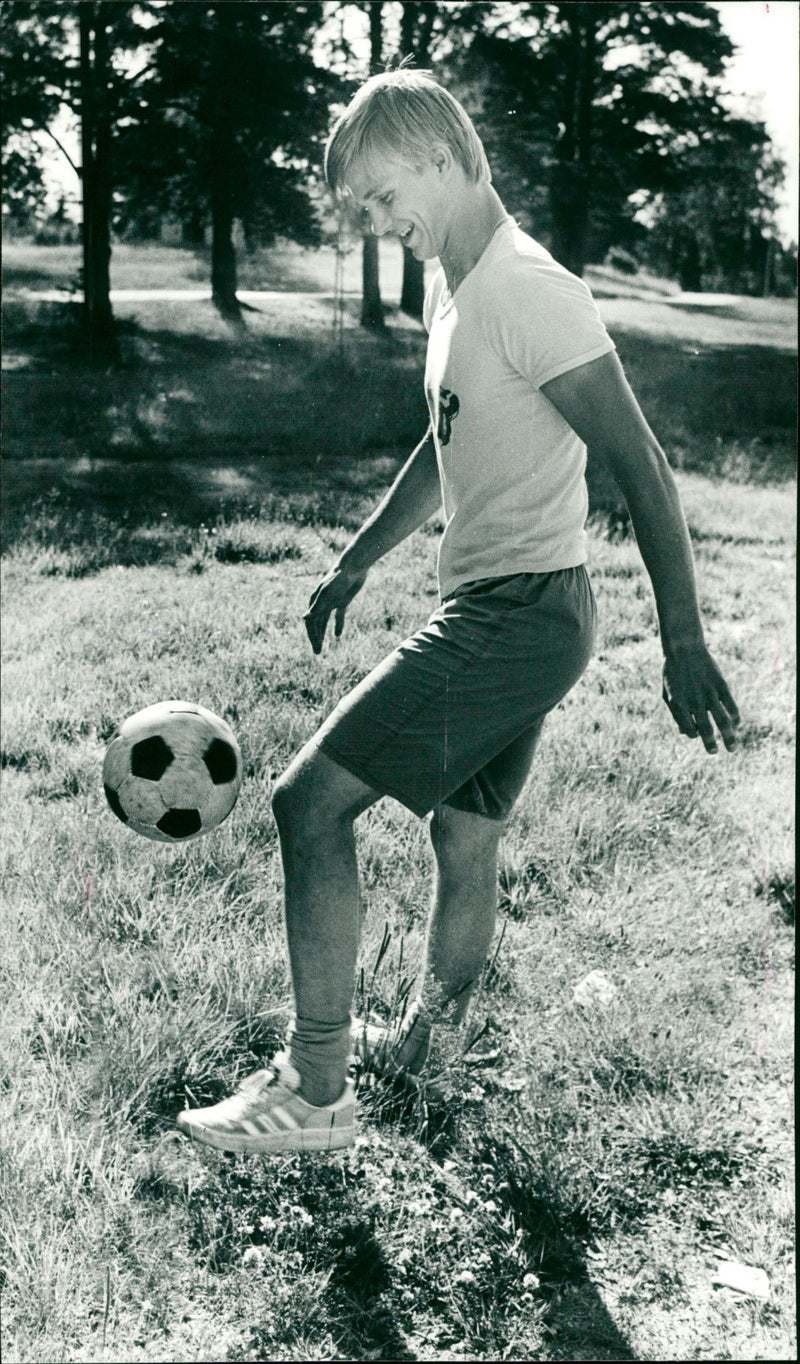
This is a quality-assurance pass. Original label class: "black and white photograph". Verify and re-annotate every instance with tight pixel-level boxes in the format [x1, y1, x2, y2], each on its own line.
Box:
[1, 2, 796, 1360]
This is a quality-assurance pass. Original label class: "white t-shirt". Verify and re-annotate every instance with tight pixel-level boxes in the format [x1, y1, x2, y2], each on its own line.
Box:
[423, 218, 615, 598]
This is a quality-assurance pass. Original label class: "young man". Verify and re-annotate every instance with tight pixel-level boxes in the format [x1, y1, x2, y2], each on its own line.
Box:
[178, 70, 739, 1154]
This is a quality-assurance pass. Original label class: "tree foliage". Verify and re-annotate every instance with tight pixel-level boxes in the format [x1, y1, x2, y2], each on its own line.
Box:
[113, 2, 336, 315]
[1, 0, 791, 317]
[642, 112, 788, 294]
[1, 1, 146, 356]
[456, 1, 740, 276]
[0, 1, 72, 220]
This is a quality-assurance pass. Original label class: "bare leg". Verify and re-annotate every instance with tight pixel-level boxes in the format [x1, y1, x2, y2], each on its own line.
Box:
[391, 804, 503, 1072]
[425, 804, 504, 1019]
[271, 742, 381, 1103]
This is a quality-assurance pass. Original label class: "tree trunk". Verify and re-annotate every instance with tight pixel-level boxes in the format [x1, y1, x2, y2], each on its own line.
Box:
[398, 1, 426, 319]
[210, 118, 239, 319]
[210, 9, 240, 320]
[79, 2, 116, 362]
[400, 244, 425, 318]
[678, 233, 702, 291]
[548, 3, 595, 277]
[762, 236, 775, 297]
[361, 0, 385, 329]
[361, 233, 384, 327]
[182, 205, 207, 246]
[549, 161, 589, 276]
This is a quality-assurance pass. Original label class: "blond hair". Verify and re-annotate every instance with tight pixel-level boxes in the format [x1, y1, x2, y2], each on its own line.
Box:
[325, 69, 491, 193]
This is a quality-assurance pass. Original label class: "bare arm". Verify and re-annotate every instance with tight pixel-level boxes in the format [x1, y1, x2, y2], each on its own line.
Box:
[304, 426, 441, 654]
[542, 351, 740, 752]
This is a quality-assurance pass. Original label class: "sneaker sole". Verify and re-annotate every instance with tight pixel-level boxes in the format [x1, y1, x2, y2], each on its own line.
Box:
[177, 1113, 356, 1154]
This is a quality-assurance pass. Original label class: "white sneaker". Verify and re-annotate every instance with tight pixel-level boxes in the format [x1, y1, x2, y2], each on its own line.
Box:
[351, 1006, 430, 1082]
[177, 1052, 355, 1154]
[351, 1013, 501, 1081]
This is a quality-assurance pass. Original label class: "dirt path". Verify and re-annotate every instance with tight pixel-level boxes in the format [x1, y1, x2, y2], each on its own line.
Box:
[12, 285, 796, 353]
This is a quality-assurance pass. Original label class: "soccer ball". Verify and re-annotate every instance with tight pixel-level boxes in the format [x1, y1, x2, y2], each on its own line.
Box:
[103, 700, 242, 842]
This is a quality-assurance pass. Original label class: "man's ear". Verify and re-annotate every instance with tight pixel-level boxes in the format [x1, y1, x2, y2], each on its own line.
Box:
[429, 142, 455, 178]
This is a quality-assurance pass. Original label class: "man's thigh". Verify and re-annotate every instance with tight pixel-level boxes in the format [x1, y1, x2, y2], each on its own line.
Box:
[311, 568, 595, 820]
[444, 716, 545, 821]
[274, 738, 383, 825]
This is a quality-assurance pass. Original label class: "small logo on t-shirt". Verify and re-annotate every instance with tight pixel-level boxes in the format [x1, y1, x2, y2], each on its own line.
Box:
[438, 387, 460, 446]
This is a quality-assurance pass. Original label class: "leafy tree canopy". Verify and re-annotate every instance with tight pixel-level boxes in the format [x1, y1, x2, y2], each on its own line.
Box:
[114, 2, 339, 247]
[449, 1, 741, 272]
[0, 0, 72, 218]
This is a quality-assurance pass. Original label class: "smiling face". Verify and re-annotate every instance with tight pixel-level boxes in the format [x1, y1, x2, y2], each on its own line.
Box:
[346, 152, 453, 261]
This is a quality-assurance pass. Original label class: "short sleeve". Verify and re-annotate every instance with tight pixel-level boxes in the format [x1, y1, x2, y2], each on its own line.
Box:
[483, 258, 615, 389]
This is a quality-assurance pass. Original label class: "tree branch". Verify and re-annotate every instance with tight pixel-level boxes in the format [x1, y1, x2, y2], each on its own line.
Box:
[41, 123, 82, 180]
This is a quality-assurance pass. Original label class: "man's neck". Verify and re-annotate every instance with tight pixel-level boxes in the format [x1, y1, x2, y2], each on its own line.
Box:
[439, 184, 509, 294]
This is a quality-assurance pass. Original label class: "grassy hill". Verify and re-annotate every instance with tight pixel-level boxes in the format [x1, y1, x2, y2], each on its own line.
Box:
[1, 241, 796, 1363]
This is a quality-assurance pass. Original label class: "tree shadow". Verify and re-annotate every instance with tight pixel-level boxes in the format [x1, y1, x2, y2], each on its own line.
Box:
[183, 1154, 417, 1362]
[3, 299, 794, 570]
[323, 1216, 417, 1362]
[2, 302, 430, 555]
[473, 1132, 638, 1362]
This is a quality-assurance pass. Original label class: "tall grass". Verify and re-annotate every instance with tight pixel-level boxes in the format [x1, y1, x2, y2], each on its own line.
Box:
[2, 251, 795, 1358]
[1, 454, 794, 1360]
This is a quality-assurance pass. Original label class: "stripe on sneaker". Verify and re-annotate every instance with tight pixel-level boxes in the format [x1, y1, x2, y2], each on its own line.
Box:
[268, 1105, 298, 1130]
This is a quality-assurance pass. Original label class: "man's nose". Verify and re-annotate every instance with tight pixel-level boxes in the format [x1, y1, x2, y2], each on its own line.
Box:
[369, 206, 391, 237]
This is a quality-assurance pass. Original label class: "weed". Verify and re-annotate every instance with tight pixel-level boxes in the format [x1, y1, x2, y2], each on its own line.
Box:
[755, 869, 795, 927]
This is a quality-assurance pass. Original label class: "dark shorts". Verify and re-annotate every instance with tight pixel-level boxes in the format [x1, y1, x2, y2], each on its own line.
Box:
[315, 567, 596, 820]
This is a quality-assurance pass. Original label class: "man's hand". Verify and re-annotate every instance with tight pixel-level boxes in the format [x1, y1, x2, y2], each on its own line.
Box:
[662, 646, 740, 754]
[303, 563, 368, 655]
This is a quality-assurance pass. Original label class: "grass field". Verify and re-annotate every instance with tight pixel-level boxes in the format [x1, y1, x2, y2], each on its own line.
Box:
[1, 241, 796, 1362]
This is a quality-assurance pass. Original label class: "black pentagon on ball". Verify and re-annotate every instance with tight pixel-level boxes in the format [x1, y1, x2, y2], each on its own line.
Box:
[157, 807, 203, 839]
[104, 783, 129, 824]
[203, 737, 238, 785]
[131, 734, 174, 781]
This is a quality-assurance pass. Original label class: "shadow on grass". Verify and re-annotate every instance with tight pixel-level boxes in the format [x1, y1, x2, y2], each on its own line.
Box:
[2, 300, 796, 568]
[183, 1155, 417, 1361]
[355, 1074, 637, 1358]
[476, 1133, 638, 1362]
[180, 1128, 635, 1362]
[614, 333, 797, 482]
[322, 1217, 417, 1363]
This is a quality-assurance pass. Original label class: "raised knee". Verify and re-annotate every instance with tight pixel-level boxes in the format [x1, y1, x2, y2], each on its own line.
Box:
[273, 746, 376, 846]
[271, 766, 315, 838]
[271, 760, 354, 845]
[270, 769, 294, 828]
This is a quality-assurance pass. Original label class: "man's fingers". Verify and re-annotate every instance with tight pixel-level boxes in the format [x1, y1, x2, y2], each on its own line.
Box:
[665, 689, 723, 751]
[676, 710, 699, 739]
[303, 604, 330, 655]
[714, 680, 741, 731]
[662, 684, 698, 738]
[708, 694, 739, 751]
[664, 689, 740, 753]
[304, 568, 367, 654]
[663, 656, 740, 755]
[694, 710, 718, 754]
